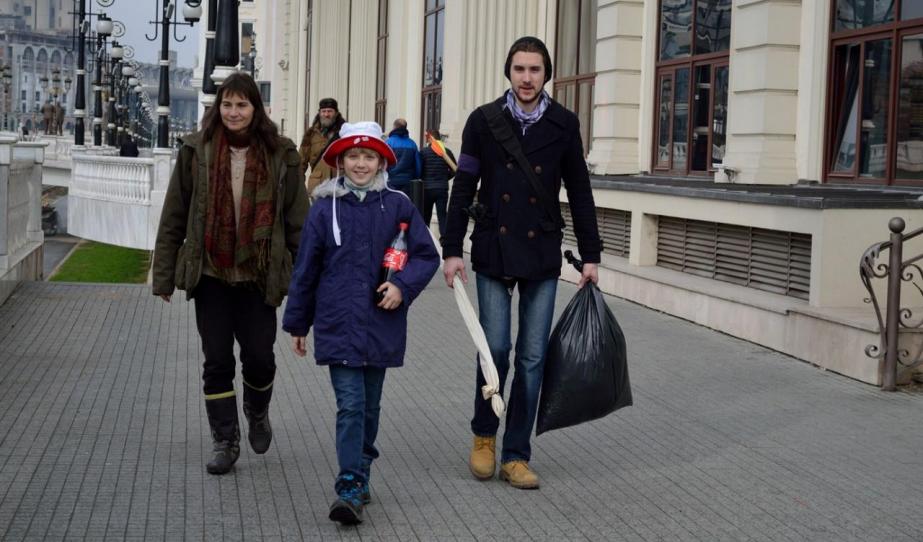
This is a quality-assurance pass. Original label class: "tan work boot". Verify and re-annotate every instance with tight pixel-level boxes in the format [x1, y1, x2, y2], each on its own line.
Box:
[468, 435, 496, 480]
[499, 460, 540, 489]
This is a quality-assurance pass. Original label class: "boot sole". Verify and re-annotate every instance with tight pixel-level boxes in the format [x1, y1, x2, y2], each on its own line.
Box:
[329, 503, 363, 525]
[499, 470, 540, 489]
[249, 437, 271, 454]
[469, 463, 495, 481]
[206, 464, 235, 475]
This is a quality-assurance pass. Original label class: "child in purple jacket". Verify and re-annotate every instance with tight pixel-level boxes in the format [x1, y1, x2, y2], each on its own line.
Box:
[282, 121, 439, 525]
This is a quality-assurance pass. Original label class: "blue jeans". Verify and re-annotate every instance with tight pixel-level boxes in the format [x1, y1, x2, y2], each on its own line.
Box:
[329, 365, 387, 490]
[471, 273, 558, 463]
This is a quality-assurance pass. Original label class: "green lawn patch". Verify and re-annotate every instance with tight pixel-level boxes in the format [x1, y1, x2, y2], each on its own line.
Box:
[50, 241, 151, 284]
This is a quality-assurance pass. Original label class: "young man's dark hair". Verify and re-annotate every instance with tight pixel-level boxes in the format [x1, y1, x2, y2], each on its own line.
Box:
[442, 36, 601, 491]
[503, 36, 553, 84]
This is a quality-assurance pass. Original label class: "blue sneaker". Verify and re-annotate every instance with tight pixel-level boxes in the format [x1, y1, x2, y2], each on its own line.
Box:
[329, 476, 364, 525]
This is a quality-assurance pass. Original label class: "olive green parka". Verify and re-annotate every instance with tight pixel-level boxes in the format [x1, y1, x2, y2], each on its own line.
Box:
[152, 130, 308, 307]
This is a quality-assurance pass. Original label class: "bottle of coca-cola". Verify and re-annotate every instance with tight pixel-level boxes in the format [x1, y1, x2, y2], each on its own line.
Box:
[376, 222, 409, 303]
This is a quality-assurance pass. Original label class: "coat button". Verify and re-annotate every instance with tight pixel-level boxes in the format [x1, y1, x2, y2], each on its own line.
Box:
[502, 193, 511, 202]
[506, 162, 514, 170]
[499, 226, 508, 235]
[534, 165, 542, 174]
[527, 230, 535, 239]
[529, 196, 537, 204]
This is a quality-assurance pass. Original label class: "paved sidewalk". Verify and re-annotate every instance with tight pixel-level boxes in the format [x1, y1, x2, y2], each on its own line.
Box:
[1, 278, 922, 541]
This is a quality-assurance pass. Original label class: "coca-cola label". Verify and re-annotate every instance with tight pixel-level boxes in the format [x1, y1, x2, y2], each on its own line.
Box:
[382, 248, 408, 271]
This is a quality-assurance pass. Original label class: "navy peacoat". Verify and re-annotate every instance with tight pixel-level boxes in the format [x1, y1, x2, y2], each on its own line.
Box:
[442, 94, 602, 280]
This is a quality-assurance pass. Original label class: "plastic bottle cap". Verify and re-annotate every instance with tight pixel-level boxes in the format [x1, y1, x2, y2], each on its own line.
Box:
[399, 222, 409, 231]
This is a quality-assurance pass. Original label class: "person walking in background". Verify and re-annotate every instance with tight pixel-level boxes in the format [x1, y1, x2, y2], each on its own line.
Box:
[442, 36, 602, 490]
[54, 101, 65, 136]
[152, 73, 308, 476]
[384, 118, 422, 197]
[119, 134, 140, 157]
[41, 101, 54, 135]
[420, 130, 456, 238]
[283, 121, 439, 525]
[299, 97, 346, 195]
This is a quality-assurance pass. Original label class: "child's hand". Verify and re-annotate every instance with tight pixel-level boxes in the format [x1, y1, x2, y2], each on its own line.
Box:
[292, 336, 307, 357]
[376, 282, 403, 310]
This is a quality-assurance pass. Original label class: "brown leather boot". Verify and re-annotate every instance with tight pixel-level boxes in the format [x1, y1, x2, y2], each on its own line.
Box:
[468, 435, 496, 480]
[499, 460, 540, 489]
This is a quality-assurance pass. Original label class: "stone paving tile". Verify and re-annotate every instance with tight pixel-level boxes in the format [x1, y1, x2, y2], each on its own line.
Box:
[1, 279, 923, 540]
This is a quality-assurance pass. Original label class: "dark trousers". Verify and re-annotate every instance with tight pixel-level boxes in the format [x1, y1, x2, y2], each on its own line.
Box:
[194, 275, 277, 396]
[422, 187, 449, 237]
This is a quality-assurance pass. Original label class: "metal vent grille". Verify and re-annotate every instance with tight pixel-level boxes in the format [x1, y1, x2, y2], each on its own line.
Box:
[657, 216, 811, 299]
[560, 204, 631, 258]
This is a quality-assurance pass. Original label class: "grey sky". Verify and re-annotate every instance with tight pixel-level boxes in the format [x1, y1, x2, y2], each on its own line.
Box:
[102, 1, 200, 69]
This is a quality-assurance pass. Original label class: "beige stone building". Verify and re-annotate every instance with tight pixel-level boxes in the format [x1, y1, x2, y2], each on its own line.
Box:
[205, 0, 923, 386]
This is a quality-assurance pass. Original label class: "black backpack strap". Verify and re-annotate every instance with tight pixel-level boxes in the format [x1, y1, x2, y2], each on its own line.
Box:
[478, 102, 563, 230]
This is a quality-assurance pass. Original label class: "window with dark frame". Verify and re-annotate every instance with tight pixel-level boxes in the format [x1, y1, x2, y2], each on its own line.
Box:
[826, 0, 923, 185]
[421, 0, 444, 138]
[653, 0, 731, 176]
[376, 0, 388, 128]
[554, 0, 597, 156]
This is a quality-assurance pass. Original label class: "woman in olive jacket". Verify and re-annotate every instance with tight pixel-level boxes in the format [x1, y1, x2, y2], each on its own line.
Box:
[152, 73, 308, 475]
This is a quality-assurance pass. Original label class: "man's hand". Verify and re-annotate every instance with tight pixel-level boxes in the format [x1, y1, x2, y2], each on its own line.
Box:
[577, 263, 599, 289]
[158, 294, 171, 303]
[292, 336, 307, 357]
[443, 256, 468, 288]
[376, 282, 403, 310]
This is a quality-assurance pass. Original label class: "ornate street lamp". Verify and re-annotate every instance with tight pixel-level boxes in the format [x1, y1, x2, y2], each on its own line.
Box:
[1, 65, 11, 131]
[106, 40, 124, 145]
[147, 0, 202, 149]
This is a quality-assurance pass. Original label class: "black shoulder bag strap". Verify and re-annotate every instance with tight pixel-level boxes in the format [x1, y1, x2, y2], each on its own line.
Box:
[478, 102, 563, 230]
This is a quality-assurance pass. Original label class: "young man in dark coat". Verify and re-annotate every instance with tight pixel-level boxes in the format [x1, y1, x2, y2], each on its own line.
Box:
[442, 36, 602, 489]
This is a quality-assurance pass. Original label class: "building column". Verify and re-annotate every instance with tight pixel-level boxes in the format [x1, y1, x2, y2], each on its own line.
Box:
[796, 0, 830, 183]
[586, 0, 644, 175]
[719, 0, 801, 184]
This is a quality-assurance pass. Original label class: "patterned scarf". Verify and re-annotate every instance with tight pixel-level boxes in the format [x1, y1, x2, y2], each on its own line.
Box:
[204, 128, 274, 280]
[504, 88, 551, 135]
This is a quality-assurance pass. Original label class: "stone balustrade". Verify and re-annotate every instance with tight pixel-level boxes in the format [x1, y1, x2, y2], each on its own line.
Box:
[71, 155, 156, 205]
[0, 135, 44, 304]
[67, 148, 173, 251]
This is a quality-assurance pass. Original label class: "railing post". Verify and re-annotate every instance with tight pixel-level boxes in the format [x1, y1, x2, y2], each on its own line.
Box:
[883, 217, 905, 391]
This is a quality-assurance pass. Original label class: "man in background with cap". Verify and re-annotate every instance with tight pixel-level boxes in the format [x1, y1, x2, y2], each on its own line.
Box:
[299, 98, 346, 195]
[442, 36, 602, 490]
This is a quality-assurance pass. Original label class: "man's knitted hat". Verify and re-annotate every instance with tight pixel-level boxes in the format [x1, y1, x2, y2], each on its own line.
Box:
[504, 36, 553, 84]
[318, 97, 339, 111]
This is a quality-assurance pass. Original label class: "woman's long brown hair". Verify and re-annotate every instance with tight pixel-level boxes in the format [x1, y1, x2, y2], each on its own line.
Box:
[201, 72, 279, 153]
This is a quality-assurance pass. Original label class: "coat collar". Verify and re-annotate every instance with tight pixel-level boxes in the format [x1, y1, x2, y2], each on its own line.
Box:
[493, 94, 569, 155]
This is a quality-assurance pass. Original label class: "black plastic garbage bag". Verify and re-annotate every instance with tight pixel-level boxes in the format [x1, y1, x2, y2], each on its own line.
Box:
[536, 283, 631, 435]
